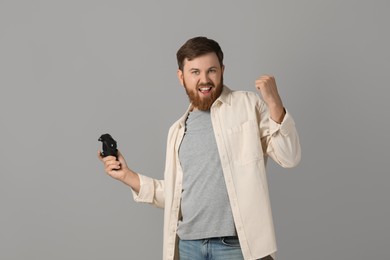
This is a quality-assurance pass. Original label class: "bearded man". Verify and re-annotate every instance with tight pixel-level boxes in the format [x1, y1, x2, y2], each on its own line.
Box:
[99, 36, 301, 260]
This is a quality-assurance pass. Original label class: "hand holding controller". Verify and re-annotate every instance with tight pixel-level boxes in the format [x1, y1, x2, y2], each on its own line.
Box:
[97, 134, 141, 193]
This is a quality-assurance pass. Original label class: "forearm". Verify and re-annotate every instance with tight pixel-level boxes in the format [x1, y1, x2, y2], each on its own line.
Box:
[121, 168, 141, 194]
[268, 102, 285, 124]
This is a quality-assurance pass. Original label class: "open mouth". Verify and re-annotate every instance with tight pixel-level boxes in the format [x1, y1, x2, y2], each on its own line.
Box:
[198, 86, 213, 94]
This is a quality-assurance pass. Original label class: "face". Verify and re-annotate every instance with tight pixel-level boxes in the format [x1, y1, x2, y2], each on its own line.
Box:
[177, 52, 224, 111]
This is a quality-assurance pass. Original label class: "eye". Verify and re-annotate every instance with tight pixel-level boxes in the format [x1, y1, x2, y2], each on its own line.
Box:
[209, 68, 217, 73]
[191, 70, 200, 75]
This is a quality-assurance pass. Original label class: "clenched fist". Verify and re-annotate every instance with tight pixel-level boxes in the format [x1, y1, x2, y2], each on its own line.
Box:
[255, 75, 285, 123]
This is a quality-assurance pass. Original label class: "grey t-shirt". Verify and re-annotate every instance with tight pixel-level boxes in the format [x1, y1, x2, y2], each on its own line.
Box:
[177, 110, 236, 240]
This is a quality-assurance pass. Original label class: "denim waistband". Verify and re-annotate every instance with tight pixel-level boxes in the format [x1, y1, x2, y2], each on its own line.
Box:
[179, 236, 238, 241]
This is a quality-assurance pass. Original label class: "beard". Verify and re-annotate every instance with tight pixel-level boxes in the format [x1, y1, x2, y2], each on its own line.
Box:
[183, 76, 224, 111]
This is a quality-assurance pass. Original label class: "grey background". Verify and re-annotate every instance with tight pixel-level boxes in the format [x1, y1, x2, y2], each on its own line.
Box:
[1, 0, 389, 259]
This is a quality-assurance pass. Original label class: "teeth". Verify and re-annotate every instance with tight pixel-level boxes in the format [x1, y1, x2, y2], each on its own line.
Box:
[199, 87, 212, 91]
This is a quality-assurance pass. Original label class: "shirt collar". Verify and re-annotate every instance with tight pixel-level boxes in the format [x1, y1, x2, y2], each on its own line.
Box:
[215, 85, 232, 106]
[178, 85, 232, 128]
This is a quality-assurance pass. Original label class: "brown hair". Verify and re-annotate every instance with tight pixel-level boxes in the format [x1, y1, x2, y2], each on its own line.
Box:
[176, 36, 224, 71]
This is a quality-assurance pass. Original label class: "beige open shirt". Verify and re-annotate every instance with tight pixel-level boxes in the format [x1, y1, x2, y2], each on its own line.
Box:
[132, 86, 301, 260]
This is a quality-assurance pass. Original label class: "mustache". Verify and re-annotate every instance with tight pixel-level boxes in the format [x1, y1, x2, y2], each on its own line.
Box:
[197, 82, 215, 87]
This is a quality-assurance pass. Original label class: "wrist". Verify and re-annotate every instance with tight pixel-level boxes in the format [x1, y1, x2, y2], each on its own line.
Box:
[121, 168, 136, 186]
[269, 105, 285, 124]
[123, 169, 140, 193]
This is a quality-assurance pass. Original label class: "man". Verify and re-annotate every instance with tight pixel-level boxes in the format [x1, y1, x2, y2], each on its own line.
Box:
[98, 36, 301, 260]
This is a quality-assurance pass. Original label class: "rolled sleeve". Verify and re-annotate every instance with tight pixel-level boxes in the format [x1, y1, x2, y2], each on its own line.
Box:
[131, 173, 165, 208]
[269, 110, 296, 137]
[267, 109, 301, 168]
[131, 173, 155, 203]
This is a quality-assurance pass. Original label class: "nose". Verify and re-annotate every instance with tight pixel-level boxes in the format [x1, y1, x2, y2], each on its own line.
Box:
[200, 71, 210, 83]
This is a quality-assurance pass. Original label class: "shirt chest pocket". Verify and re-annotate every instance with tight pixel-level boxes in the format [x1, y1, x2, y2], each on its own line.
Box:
[225, 120, 263, 165]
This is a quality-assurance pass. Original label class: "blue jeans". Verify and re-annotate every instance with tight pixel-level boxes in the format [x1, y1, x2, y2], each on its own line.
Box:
[178, 236, 244, 260]
[178, 237, 273, 260]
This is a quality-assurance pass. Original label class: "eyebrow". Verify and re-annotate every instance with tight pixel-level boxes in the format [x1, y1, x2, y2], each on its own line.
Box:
[188, 66, 218, 71]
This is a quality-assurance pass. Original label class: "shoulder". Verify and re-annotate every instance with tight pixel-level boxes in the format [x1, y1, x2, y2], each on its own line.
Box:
[167, 109, 190, 135]
[229, 89, 265, 108]
[168, 119, 181, 133]
[231, 89, 259, 99]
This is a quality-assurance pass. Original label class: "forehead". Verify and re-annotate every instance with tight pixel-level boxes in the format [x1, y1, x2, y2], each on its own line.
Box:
[183, 52, 220, 70]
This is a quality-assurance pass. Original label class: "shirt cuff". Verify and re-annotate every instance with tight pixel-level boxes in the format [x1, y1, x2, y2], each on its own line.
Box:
[269, 109, 296, 136]
[131, 173, 154, 203]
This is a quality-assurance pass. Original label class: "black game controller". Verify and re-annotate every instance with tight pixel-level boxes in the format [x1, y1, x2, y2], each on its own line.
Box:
[98, 134, 118, 158]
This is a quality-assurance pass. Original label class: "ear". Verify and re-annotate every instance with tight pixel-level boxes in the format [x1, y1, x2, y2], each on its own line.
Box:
[221, 65, 225, 74]
[177, 69, 184, 86]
